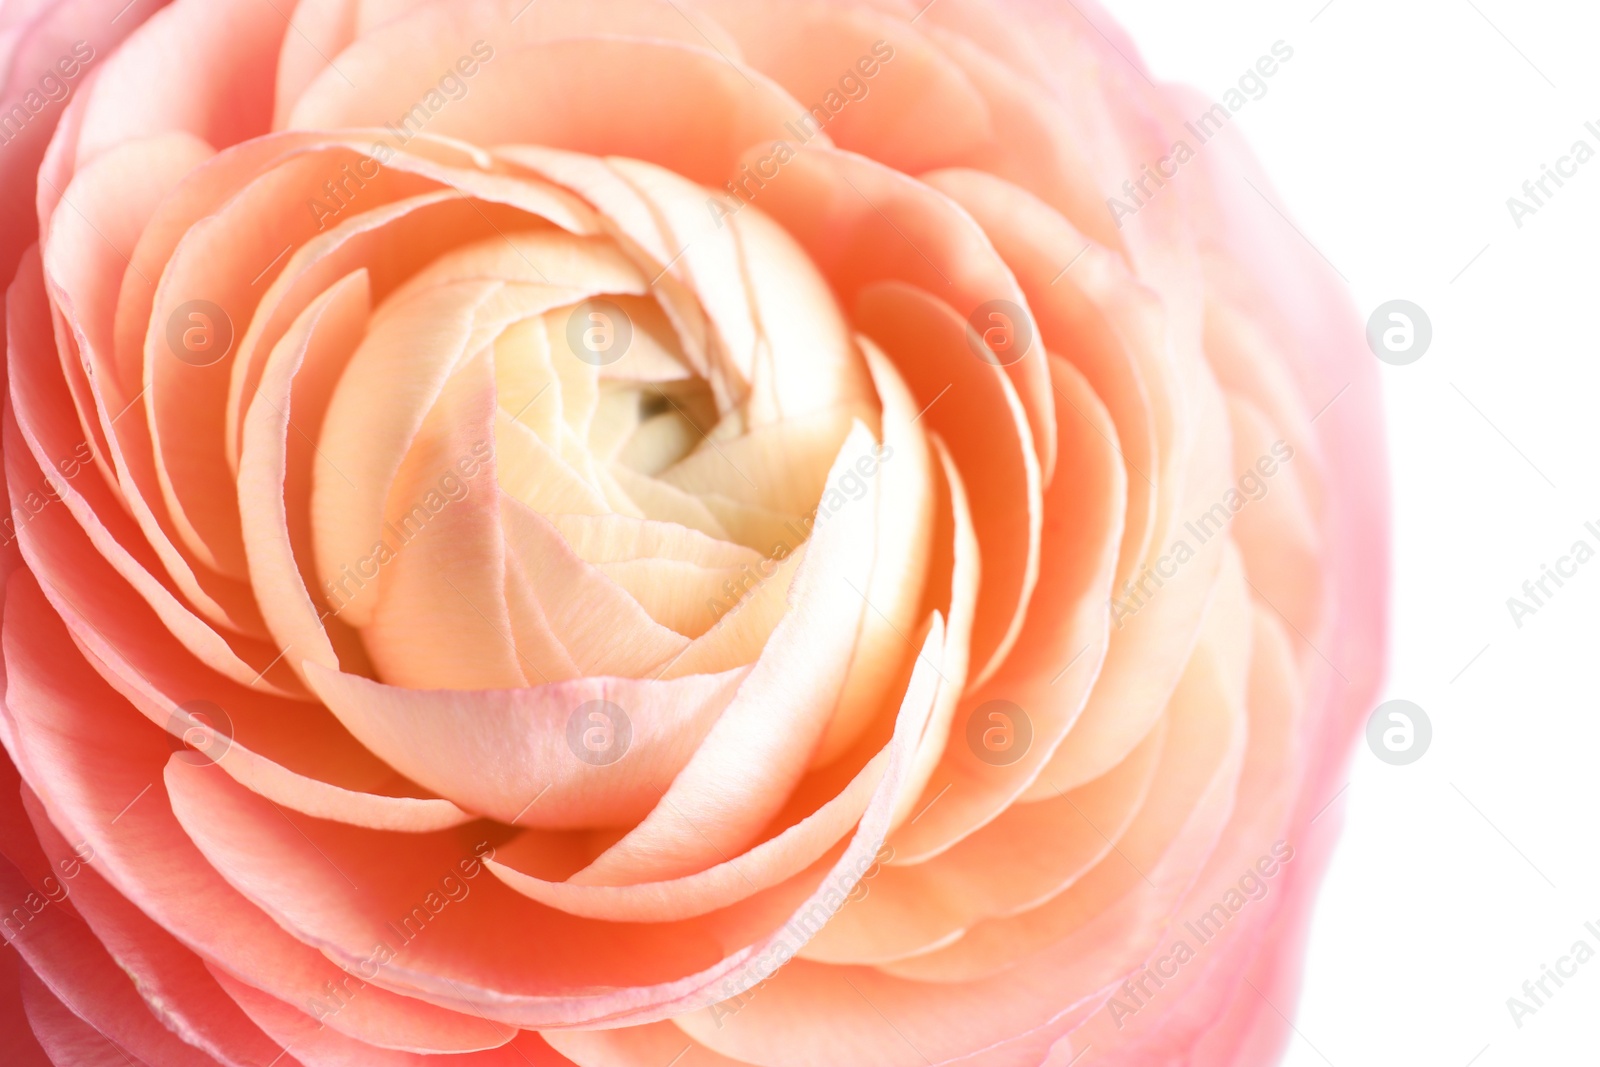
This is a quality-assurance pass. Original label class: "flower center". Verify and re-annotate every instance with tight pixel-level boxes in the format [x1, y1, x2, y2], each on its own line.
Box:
[307, 202, 879, 689]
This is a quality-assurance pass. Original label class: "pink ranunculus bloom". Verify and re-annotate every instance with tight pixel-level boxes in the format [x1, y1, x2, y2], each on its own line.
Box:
[0, 0, 1387, 1063]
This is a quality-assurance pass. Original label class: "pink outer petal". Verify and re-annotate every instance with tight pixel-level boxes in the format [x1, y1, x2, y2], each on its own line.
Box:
[973, 0, 1209, 337]
[162, 753, 808, 1011]
[1170, 84, 1389, 1062]
[0, 853, 217, 1066]
[280, 0, 752, 135]
[15, 782, 296, 1066]
[272, 0, 456, 133]
[1225, 393, 1323, 637]
[1066, 605, 1303, 1060]
[548, 1020, 750, 1067]
[0, 0, 168, 290]
[4, 318, 305, 698]
[291, 32, 811, 190]
[10, 521, 474, 832]
[210, 966, 569, 1067]
[38, 133, 274, 641]
[72, 0, 282, 167]
[1033, 367, 1236, 794]
[1188, 812, 1344, 1067]
[272, 0, 362, 131]
[17, 964, 154, 1067]
[164, 612, 949, 1034]
[115, 131, 397, 406]
[0, 955, 53, 1067]
[677, 585, 1250, 1066]
[879, 548, 1252, 986]
[1001, 10, 1385, 1054]
[0, 575, 532, 1052]
[915, 16, 1120, 255]
[687, 0, 996, 174]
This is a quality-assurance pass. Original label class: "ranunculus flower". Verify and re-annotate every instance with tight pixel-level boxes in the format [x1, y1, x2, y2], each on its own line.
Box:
[0, 0, 1388, 1063]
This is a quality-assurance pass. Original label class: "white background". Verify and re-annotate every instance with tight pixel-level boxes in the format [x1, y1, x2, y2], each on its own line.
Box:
[1095, 0, 1600, 1063]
